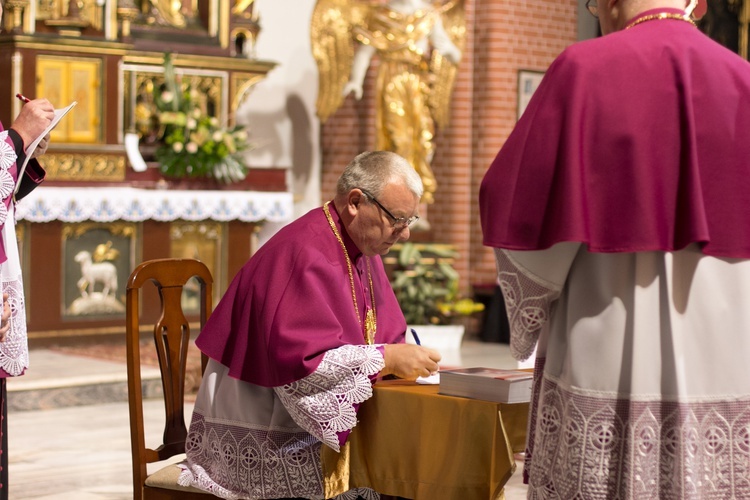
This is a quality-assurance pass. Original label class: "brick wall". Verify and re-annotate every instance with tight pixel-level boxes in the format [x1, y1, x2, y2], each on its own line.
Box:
[321, 0, 578, 294]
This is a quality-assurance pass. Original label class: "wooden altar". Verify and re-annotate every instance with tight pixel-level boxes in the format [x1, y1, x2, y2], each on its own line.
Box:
[0, 0, 290, 341]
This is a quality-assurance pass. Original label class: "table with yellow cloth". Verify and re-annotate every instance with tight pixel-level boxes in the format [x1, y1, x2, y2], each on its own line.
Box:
[323, 379, 529, 500]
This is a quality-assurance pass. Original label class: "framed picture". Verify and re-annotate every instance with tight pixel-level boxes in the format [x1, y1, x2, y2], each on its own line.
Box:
[62, 222, 137, 319]
[517, 70, 545, 120]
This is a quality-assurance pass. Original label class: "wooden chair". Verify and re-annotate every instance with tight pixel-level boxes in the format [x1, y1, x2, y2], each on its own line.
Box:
[125, 258, 216, 499]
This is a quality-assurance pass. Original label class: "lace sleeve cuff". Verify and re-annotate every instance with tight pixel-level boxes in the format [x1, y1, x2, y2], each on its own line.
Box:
[495, 249, 563, 361]
[274, 344, 385, 452]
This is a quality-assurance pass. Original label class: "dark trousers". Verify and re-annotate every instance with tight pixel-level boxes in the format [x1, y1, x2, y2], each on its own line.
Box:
[0, 379, 8, 500]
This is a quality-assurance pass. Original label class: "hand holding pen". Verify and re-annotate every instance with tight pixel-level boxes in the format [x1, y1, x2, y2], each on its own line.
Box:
[10, 94, 54, 150]
[410, 328, 422, 345]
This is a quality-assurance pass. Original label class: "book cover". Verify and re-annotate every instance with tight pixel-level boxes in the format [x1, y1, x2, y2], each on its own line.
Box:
[438, 367, 533, 404]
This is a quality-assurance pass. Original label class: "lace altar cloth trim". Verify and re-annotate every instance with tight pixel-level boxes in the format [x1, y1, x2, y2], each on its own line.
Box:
[179, 345, 385, 499]
[526, 376, 750, 499]
[14, 187, 293, 223]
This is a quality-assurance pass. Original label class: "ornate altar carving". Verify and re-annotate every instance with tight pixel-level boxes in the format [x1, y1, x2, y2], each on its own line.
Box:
[0, 0, 283, 341]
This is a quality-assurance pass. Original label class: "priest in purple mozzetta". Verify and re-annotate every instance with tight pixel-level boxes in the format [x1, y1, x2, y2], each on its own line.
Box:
[480, 0, 750, 498]
[179, 151, 441, 499]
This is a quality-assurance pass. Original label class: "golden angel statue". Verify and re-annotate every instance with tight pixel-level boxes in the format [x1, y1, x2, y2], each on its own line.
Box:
[311, 0, 466, 205]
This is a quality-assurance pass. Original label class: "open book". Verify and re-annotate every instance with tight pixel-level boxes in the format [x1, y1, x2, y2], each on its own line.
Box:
[15, 101, 77, 195]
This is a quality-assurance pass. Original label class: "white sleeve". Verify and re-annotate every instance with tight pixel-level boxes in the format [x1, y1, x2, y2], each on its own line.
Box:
[494, 242, 580, 360]
[273, 344, 384, 451]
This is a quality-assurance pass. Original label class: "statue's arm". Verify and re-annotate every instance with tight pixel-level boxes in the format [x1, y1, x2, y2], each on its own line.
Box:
[430, 14, 461, 64]
[342, 44, 376, 100]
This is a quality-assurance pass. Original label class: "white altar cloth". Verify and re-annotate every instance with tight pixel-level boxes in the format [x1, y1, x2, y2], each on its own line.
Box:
[15, 187, 294, 223]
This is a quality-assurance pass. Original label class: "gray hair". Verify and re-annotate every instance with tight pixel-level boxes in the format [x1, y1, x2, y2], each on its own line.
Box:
[336, 151, 424, 199]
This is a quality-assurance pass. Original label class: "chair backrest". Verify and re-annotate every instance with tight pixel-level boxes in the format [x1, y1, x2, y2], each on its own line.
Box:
[125, 258, 213, 499]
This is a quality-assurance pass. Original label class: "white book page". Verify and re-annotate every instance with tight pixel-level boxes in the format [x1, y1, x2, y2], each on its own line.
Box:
[15, 101, 77, 195]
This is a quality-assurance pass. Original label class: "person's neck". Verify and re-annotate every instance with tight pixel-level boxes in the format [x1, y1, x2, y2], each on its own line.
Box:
[614, 0, 687, 29]
[619, 0, 688, 23]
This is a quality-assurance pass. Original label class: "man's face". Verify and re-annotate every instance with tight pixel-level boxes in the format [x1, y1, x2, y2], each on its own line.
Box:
[350, 183, 420, 257]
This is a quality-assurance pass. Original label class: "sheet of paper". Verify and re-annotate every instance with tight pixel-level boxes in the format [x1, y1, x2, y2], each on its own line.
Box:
[416, 372, 440, 385]
[15, 101, 77, 195]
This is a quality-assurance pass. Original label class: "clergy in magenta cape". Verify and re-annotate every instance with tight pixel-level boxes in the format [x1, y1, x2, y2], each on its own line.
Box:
[478, 7, 750, 499]
[480, 7, 750, 259]
[195, 202, 406, 388]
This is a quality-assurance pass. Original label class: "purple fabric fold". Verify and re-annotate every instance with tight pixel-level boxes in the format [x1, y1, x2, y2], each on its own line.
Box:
[481, 10, 750, 258]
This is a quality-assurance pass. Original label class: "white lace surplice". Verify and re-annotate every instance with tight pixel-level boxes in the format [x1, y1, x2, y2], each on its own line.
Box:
[495, 245, 750, 500]
[179, 344, 384, 500]
[0, 130, 29, 378]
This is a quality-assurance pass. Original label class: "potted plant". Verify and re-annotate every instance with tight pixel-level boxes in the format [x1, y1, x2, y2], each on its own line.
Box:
[389, 242, 484, 363]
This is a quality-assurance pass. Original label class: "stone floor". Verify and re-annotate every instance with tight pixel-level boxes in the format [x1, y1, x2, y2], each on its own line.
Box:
[5, 339, 528, 499]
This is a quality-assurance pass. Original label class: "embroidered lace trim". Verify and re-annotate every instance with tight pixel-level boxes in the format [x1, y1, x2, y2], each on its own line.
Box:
[179, 344, 384, 499]
[180, 418, 325, 499]
[275, 344, 385, 451]
[0, 130, 16, 230]
[495, 250, 561, 361]
[0, 274, 27, 376]
[526, 376, 750, 499]
[0, 131, 16, 171]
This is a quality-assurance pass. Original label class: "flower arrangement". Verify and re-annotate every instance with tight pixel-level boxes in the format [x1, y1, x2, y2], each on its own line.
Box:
[153, 53, 250, 184]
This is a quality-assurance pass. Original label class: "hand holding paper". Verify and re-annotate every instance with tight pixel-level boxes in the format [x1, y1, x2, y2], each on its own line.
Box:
[31, 134, 50, 159]
[10, 98, 55, 148]
[14, 100, 77, 196]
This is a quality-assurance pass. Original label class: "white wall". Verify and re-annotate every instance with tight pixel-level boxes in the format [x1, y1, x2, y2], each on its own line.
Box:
[237, 0, 321, 225]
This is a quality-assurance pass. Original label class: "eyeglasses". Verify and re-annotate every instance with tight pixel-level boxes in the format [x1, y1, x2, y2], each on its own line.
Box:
[360, 189, 419, 231]
[585, 0, 598, 18]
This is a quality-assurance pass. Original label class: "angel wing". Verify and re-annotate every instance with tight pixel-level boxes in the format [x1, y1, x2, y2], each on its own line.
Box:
[429, 0, 466, 129]
[93, 241, 120, 263]
[310, 0, 369, 122]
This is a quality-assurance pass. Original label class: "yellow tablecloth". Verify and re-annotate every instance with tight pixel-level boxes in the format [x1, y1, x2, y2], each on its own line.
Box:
[323, 379, 529, 500]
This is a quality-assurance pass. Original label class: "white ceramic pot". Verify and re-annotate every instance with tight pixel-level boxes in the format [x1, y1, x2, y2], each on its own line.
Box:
[406, 324, 465, 367]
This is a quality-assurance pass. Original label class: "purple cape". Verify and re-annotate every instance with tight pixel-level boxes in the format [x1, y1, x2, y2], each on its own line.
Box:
[196, 204, 406, 387]
[480, 9, 750, 258]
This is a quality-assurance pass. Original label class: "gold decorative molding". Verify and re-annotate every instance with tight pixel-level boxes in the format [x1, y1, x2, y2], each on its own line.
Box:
[39, 154, 126, 181]
[0, 35, 131, 55]
[231, 72, 266, 113]
[122, 52, 276, 72]
[62, 221, 136, 240]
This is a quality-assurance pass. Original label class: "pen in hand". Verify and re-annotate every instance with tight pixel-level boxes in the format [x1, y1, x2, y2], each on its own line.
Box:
[15, 94, 30, 104]
[410, 328, 421, 346]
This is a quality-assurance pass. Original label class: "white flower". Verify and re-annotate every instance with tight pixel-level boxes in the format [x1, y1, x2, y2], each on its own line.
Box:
[186, 142, 198, 154]
[161, 91, 173, 103]
[172, 142, 184, 153]
[192, 108, 202, 119]
[212, 131, 223, 142]
[209, 117, 219, 127]
[186, 118, 197, 129]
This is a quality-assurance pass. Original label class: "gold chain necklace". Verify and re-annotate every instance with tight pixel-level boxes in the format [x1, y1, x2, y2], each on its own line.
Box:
[323, 202, 377, 344]
[626, 12, 696, 30]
